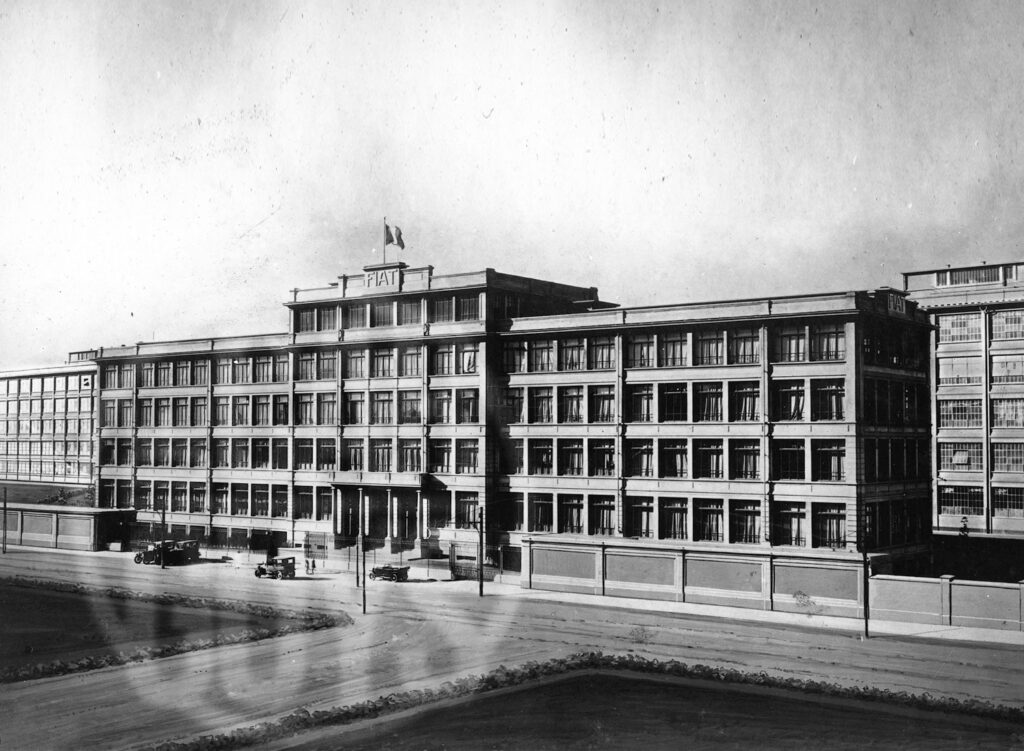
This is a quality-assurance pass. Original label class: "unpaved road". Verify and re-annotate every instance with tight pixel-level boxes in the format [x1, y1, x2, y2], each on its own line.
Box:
[2, 548, 1023, 750]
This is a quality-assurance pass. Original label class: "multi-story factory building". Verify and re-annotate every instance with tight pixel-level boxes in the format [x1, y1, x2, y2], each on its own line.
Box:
[904, 261, 1024, 543]
[83, 260, 934, 603]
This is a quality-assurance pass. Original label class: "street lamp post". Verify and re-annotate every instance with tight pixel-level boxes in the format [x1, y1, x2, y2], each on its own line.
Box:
[476, 505, 485, 598]
[160, 506, 166, 569]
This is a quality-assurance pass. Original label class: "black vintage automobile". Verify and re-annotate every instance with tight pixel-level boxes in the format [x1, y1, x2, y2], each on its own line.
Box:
[369, 564, 409, 582]
[134, 540, 201, 566]
[255, 556, 297, 579]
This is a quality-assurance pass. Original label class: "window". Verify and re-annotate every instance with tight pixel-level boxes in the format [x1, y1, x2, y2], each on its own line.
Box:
[557, 440, 584, 476]
[117, 439, 133, 466]
[939, 357, 983, 385]
[810, 323, 845, 361]
[626, 440, 654, 477]
[626, 384, 653, 422]
[252, 438, 269, 469]
[100, 438, 115, 465]
[344, 349, 366, 378]
[157, 362, 173, 387]
[294, 488, 313, 519]
[939, 443, 983, 470]
[171, 482, 188, 513]
[342, 439, 363, 471]
[317, 392, 336, 424]
[773, 441, 805, 481]
[253, 395, 270, 426]
[343, 304, 367, 329]
[728, 328, 759, 364]
[455, 439, 478, 473]
[295, 393, 315, 425]
[211, 438, 229, 468]
[773, 326, 806, 362]
[190, 484, 207, 513]
[729, 382, 760, 421]
[232, 358, 250, 384]
[992, 355, 1024, 384]
[398, 439, 421, 472]
[529, 439, 553, 475]
[231, 438, 250, 468]
[398, 391, 421, 423]
[626, 335, 654, 368]
[694, 383, 722, 422]
[504, 439, 524, 474]
[625, 497, 654, 538]
[659, 384, 687, 421]
[273, 354, 289, 382]
[297, 352, 316, 381]
[294, 439, 314, 470]
[812, 440, 846, 481]
[693, 440, 723, 478]
[940, 399, 984, 428]
[398, 300, 421, 325]
[429, 298, 453, 323]
[344, 392, 365, 424]
[658, 331, 686, 367]
[317, 438, 336, 470]
[558, 495, 584, 534]
[231, 395, 249, 426]
[694, 500, 723, 542]
[211, 484, 228, 514]
[398, 346, 421, 376]
[429, 390, 451, 423]
[250, 485, 269, 517]
[810, 380, 844, 421]
[371, 301, 393, 327]
[192, 360, 208, 386]
[428, 439, 451, 473]
[455, 492, 480, 529]
[172, 439, 188, 467]
[254, 356, 272, 383]
[991, 309, 1024, 340]
[431, 345, 453, 375]
[589, 386, 615, 423]
[938, 313, 981, 343]
[589, 440, 615, 476]
[456, 343, 478, 374]
[695, 331, 723, 366]
[937, 266, 1001, 286]
[588, 337, 616, 370]
[270, 486, 287, 517]
[660, 440, 687, 478]
[660, 499, 687, 540]
[297, 308, 315, 332]
[730, 501, 761, 543]
[456, 294, 479, 321]
[773, 381, 804, 421]
[153, 438, 170, 467]
[589, 496, 616, 535]
[155, 398, 171, 427]
[529, 340, 554, 372]
[273, 395, 289, 425]
[529, 387, 553, 423]
[812, 504, 846, 547]
[992, 443, 1024, 472]
[993, 487, 1024, 518]
[370, 391, 393, 424]
[730, 440, 760, 479]
[318, 352, 336, 380]
[772, 502, 805, 546]
[939, 485, 983, 515]
[371, 348, 394, 377]
[559, 339, 584, 371]
[504, 341, 527, 373]
[528, 494, 553, 532]
[101, 400, 116, 427]
[456, 389, 479, 423]
[502, 387, 524, 423]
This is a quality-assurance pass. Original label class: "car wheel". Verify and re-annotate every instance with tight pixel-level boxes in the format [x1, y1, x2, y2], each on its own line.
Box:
[134, 553, 143, 564]
[255, 570, 263, 577]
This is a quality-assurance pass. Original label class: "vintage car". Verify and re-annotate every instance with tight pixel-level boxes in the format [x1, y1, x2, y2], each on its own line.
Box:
[369, 564, 409, 582]
[255, 556, 297, 579]
[133, 540, 176, 565]
[134, 539, 201, 566]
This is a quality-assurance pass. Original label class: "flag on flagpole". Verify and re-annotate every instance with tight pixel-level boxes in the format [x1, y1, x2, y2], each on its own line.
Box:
[385, 223, 405, 250]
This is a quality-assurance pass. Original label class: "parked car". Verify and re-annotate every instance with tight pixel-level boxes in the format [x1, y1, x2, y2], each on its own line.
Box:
[369, 564, 409, 582]
[255, 556, 296, 579]
[133, 540, 175, 565]
[134, 539, 201, 566]
[165, 540, 201, 565]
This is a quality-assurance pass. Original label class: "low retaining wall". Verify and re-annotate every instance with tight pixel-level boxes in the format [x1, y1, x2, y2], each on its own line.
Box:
[3, 504, 134, 551]
[872, 574, 1024, 631]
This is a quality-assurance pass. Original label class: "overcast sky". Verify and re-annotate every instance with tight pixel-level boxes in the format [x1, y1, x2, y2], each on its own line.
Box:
[3, 1, 1024, 368]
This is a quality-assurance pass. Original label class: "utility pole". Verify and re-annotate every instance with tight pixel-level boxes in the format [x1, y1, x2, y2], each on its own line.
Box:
[477, 505, 485, 598]
[3, 487, 7, 554]
[862, 548, 870, 639]
[360, 493, 366, 615]
[160, 506, 166, 569]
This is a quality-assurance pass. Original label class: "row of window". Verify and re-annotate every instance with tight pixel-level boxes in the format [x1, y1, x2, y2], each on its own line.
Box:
[938, 485, 1024, 518]
[1, 374, 93, 396]
[0, 459, 91, 478]
[1, 439, 91, 457]
[938, 354, 1024, 385]
[294, 294, 481, 333]
[100, 389, 482, 428]
[934, 265, 1015, 288]
[502, 380, 845, 424]
[501, 438, 848, 482]
[1, 418, 94, 437]
[1, 396, 93, 416]
[938, 398, 1024, 428]
[98, 479, 333, 520]
[939, 442, 1024, 473]
[100, 436, 482, 474]
[939, 308, 1024, 343]
[502, 492, 849, 547]
[502, 325, 846, 373]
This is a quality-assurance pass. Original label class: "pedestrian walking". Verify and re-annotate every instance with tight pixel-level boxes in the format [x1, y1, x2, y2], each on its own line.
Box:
[311, 558, 316, 575]
[304, 559, 310, 575]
